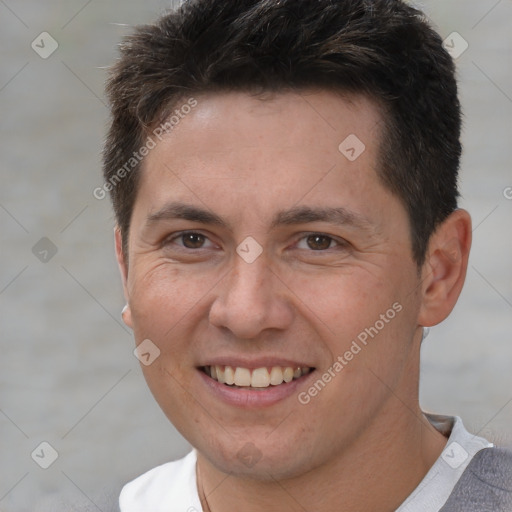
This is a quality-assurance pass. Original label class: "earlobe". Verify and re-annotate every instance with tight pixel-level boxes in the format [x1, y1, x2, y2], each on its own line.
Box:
[121, 303, 133, 329]
[418, 209, 472, 328]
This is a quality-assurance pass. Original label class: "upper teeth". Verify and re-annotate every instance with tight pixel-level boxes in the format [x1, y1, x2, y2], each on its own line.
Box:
[204, 365, 312, 388]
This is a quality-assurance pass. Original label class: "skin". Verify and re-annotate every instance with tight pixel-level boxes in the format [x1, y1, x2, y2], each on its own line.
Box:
[116, 90, 472, 511]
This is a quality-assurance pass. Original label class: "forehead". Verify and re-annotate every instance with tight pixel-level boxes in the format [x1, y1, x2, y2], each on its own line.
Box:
[135, 90, 392, 228]
[156, 90, 384, 158]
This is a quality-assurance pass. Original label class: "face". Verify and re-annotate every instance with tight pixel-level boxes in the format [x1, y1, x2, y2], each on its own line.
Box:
[118, 91, 426, 479]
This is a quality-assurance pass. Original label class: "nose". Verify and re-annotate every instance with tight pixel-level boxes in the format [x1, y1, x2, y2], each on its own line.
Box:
[208, 255, 294, 340]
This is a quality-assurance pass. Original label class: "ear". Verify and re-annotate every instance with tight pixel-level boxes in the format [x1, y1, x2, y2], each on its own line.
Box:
[418, 209, 472, 328]
[115, 227, 133, 329]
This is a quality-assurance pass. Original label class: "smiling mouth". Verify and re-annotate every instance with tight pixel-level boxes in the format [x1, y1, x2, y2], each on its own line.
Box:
[200, 365, 314, 389]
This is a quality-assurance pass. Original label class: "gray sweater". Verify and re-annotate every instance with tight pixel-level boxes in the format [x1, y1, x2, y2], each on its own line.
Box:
[440, 447, 512, 511]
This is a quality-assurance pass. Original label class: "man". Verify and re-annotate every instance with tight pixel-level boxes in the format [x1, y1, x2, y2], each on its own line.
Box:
[102, 0, 512, 510]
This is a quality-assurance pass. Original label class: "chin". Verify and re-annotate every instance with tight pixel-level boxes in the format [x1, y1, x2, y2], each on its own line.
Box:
[194, 429, 321, 481]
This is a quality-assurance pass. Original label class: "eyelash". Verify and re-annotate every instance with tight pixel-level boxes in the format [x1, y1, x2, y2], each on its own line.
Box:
[164, 231, 217, 250]
[164, 231, 347, 252]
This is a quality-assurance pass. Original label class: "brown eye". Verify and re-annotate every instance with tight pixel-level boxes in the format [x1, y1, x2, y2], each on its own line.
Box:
[306, 234, 333, 250]
[181, 233, 206, 248]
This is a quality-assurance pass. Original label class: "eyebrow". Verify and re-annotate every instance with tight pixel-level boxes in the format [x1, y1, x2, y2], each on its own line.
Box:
[270, 205, 373, 231]
[146, 202, 228, 228]
[145, 201, 374, 232]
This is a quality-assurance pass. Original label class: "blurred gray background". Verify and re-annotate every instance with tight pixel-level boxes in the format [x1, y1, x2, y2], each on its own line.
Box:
[1, 1, 511, 510]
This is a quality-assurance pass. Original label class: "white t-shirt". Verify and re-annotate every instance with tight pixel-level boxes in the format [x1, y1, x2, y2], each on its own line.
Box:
[119, 415, 492, 512]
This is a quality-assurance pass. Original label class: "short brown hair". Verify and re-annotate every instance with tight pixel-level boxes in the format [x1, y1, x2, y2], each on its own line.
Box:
[103, 0, 461, 265]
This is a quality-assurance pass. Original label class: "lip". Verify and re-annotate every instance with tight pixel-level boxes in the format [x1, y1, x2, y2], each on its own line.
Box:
[197, 366, 316, 408]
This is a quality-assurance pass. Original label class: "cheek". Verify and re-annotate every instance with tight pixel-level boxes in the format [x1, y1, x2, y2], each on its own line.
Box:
[127, 264, 209, 427]
[141, 360, 206, 445]
[290, 268, 412, 383]
[129, 261, 215, 336]
[280, 266, 390, 342]
[128, 262, 218, 404]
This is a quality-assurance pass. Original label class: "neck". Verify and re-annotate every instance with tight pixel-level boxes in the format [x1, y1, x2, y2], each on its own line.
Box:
[197, 403, 447, 512]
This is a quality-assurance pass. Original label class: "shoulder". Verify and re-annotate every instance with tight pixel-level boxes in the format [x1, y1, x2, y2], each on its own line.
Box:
[119, 450, 200, 512]
[441, 447, 512, 511]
